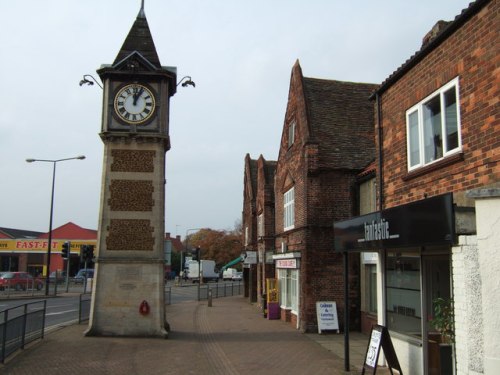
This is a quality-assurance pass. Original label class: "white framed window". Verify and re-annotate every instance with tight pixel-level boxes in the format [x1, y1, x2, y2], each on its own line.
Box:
[290, 270, 298, 312]
[278, 268, 299, 313]
[406, 77, 461, 171]
[288, 120, 296, 148]
[257, 214, 264, 237]
[244, 226, 249, 246]
[278, 269, 287, 306]
[283, 187, 295, 231]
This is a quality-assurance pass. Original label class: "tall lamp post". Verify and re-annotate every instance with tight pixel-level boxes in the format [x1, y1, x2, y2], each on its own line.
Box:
[26, 155, 86, 295]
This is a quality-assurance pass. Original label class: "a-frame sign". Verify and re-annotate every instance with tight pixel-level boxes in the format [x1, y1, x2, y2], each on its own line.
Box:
[362, 325, 403, 375]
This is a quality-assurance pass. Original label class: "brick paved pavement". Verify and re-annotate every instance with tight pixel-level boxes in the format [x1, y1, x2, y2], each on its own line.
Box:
[1, 296, 389, 375]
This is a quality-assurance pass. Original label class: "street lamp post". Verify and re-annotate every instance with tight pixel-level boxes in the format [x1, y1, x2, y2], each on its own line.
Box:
[26, 156, 86, 296]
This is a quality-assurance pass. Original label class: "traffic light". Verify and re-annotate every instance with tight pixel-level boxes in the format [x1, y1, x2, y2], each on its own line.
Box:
[191, 246, 201, 260]
[87, 245, 95, 261]
[80, 245, 87, 262]
[80, 244, 95, 262]
[61, 242, 70, 259]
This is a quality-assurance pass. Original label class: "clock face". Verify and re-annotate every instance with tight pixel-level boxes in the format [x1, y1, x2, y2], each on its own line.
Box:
[114, 84, 156, 124]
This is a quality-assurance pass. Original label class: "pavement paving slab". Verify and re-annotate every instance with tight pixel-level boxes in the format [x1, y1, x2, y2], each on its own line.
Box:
[1, 296, 390, 375]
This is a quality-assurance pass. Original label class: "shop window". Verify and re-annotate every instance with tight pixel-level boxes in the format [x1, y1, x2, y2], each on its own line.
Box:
[278, 268, 299, 313]
[366, 263, 377, 314]
[386, 251, 421, 337]
[290, 270, 298, 312]
[406, 77, 461, 171]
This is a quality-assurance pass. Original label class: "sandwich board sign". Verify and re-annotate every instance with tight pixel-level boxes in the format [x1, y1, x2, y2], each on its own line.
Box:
[316, 301, 339, 334]
[362, 325, 403, 375]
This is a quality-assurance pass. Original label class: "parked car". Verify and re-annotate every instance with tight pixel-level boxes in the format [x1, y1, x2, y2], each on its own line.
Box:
[74, 269, 94, 284]
[0, 272, 43, 291]
[49, 270, 67, 284]
[232, 272, 243, 281]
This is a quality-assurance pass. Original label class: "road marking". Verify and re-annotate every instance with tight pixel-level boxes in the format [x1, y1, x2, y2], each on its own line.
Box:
[46, 303, 75, 309]
[46, 309, 78, 316]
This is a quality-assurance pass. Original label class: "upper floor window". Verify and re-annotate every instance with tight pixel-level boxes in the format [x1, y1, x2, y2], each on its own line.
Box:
[244, 226, 249, 246]
[257, 214, 264, 237]
[406, 78, 461, 171]
[284, 187, 295, 230]
[288, 120, 296, 148]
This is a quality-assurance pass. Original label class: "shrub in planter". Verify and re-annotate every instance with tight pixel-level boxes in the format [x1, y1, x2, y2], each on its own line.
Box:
[431, 297, 454, 344]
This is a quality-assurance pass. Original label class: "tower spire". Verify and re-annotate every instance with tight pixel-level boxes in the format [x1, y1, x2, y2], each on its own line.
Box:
[139, 0, 145, 18]
[113, 0, 160, 68]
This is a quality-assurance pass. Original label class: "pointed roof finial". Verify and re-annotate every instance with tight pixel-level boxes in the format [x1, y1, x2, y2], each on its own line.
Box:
[113, 0, 160, 68]
[138, 0, 145, 18]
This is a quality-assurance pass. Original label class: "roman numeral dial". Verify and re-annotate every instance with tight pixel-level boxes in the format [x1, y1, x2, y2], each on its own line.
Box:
[114, 84, 156, 125]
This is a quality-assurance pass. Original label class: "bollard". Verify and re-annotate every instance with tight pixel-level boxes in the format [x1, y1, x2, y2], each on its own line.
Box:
[262, 293, 267, 318]
[208, 288, 213, 307]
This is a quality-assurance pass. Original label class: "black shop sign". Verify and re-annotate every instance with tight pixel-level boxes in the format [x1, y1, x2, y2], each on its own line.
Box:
[334, 193, 455, 252]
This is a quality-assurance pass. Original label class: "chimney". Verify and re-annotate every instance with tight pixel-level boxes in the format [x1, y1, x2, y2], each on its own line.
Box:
[422, 20, 451, 48]
[176, 235, 181, 241]
[165, 232, 171, 239]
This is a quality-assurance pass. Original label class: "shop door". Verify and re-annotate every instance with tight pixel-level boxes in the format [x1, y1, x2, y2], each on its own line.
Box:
[423, 254, 453, 375]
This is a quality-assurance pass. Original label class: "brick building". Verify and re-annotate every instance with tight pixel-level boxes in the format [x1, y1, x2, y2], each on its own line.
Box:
[255, 155, 277, 308]
[334, 0, 499, 374]
[164, 232, 183, 277]
[242, 154, 258, 302]
[273, 61, 377, 332]
[0, 222, 97, 277]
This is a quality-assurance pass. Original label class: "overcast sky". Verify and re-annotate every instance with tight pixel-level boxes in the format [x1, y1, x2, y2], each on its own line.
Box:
[0, 0, 472, 238]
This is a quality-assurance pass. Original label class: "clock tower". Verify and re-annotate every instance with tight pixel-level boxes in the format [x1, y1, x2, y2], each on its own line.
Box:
[86, 3, 176, 337]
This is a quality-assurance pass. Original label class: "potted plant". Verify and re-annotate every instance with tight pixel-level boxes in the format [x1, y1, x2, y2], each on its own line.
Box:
[431, 297, 454, 344]
[431, 297, 454, 374]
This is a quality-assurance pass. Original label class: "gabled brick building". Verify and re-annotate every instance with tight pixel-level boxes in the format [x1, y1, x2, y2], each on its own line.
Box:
[274, 60, 377, 332]
[255, 155, 277, 307]
[334, 0, 499, 373]
[242, 154, 258, 301]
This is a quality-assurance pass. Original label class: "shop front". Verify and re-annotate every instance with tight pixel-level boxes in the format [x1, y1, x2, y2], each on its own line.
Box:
[0, 239, 96, 277]
[273, 253, 300, 328]
[334, 193, 456, 375]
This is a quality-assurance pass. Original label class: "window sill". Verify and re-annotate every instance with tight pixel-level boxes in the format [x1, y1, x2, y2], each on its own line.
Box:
[388, 330, 423, 347]
[403, 152, 464, 181]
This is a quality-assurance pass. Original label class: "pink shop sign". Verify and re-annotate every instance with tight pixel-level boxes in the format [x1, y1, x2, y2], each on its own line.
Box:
[276, 259, 298, 269]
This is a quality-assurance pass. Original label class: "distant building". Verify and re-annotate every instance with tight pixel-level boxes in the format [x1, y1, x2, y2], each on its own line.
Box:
[242, 154, 277, 307]
[255, 155, 277, 308]
[0, 222, 97, 276]
[164, 232, 183, 277]
[242, 155, 259, 302]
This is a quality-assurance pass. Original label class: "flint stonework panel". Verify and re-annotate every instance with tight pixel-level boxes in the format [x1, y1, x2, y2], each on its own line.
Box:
[109, 180, 154, 211]
[111, 150, 155, 172]
[106, 219, 154, 251]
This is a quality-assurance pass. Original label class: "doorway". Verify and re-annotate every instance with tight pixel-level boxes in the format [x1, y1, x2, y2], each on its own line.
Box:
[423, 253, 453, 375]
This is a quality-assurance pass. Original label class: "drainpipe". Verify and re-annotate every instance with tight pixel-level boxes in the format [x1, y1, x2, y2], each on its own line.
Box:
[375, 93, 388, 367]
[376, 92, 384, 211]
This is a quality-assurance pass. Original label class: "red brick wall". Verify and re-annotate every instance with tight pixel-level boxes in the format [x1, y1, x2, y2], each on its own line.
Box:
[242, 155, 259, 302]
[256, 156, 276, 306]
[378, 1, 499, 208]
[274, 69, 362, 332]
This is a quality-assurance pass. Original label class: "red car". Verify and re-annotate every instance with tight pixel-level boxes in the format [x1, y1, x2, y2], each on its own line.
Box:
[0, 272, 43, 291]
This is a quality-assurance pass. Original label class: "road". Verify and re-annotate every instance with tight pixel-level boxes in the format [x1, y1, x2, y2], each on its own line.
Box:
[0, 295, 82, 328]
[0, 280, 242, 329]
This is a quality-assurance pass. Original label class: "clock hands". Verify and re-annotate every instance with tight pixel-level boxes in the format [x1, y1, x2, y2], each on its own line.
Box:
[133, 87, 144, 105]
